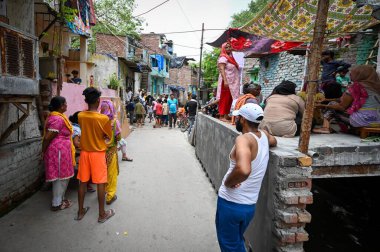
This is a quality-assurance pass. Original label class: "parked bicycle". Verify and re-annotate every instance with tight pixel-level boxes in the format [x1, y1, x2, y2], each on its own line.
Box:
[178, 115, 190, 132]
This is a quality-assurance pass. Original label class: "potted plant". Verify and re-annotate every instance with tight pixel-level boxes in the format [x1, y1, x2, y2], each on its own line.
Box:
[108, 73, 121, 90]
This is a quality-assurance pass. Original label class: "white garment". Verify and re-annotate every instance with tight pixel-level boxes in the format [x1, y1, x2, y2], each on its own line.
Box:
[126, 91, 133, 102]
[218, 131, 269, 205]
[52, 179, 69, 207]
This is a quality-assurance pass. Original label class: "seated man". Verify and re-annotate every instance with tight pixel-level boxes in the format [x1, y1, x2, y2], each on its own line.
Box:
[70, 70, 82, 84]
[231, 83, 260, 124]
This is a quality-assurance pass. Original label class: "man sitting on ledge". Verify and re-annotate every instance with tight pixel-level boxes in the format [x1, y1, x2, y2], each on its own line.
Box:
[216, 103, 277, 252]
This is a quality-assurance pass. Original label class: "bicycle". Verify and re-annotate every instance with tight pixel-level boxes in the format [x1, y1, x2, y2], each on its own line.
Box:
[178, 115, 190, 132]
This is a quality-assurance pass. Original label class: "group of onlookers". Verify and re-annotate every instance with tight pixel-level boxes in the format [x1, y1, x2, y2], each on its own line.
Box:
[125, 88, 200, 134]
[42, 87, 133, 223]
[212, 42, 380, 138]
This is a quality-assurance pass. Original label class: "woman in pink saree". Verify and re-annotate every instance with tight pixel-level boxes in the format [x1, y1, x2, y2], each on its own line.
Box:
[217, 42, 240, 121]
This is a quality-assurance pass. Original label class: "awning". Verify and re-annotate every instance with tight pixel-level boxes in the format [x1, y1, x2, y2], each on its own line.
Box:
[241, 0, 379, 42]
[167, 85, 186, 91]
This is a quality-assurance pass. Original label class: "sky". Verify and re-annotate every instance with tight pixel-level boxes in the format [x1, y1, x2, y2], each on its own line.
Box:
[133, 0, 252, 59]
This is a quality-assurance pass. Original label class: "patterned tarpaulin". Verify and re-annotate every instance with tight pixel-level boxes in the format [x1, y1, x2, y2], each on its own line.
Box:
[241, 0, 379, 42]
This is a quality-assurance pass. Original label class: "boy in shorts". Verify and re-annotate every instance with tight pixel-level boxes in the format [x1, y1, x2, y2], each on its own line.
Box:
[76, 87, 115, 223]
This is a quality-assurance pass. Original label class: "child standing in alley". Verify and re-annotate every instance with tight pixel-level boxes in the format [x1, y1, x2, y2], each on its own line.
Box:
[76, 87, 115, 223]
[155, 99, 163, 128]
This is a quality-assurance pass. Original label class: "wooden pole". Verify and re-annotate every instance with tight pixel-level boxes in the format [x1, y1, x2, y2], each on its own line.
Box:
[298, 0, 330, 154]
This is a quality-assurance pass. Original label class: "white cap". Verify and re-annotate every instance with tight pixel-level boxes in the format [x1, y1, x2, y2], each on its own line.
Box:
[232, 103, 264, 123]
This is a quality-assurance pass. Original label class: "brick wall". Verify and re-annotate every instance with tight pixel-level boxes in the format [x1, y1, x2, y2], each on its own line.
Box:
[96, 33, 126, 57]
[0, 138, 43, 216]
[167, 65, 192, 87]
[339, 33, 377, 66]
[139, 33, 167, 56]
[259, 53, 306, 98]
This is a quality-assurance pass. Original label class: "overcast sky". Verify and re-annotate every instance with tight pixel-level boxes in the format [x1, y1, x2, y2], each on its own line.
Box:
[133, 0, 252, 59]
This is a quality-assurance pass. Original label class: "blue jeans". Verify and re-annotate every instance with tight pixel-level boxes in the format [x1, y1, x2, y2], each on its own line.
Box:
[215, 196, 256, 252]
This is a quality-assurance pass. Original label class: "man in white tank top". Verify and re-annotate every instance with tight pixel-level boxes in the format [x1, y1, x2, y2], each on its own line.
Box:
[216, 103, 277, 252]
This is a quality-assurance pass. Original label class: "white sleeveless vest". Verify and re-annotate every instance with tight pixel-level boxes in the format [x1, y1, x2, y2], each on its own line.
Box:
[218, 131, 269, 205]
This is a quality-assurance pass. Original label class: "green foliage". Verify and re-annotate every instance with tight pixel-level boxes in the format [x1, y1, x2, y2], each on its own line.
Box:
[89, 0, 142, 53]
[202, 48, 220, 88]
[93, 0, 142, 38]
[61, 4, 78, 22]
[70, 37, 80, 49]
[108, 73, 121, 90]
[230, 0, 270, 28]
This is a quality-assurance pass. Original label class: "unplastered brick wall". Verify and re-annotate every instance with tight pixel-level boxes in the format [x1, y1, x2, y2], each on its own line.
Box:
[96, 33, 126, 57]
[259, 52, 305, 99]
[140, 34, 167, 56]
[338, 33, 377, 66]
[167, 65, 193, 89]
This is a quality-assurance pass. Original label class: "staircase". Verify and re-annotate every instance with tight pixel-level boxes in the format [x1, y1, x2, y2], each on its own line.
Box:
[141, 70, 149, 90]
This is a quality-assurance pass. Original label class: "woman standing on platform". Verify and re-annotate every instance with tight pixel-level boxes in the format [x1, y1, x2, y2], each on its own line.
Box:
[217, 42, 240, 122]
[42, 96, 75, 211]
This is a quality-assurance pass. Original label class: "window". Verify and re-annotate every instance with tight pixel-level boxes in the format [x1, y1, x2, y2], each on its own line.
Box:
[151, 57, 158, 67]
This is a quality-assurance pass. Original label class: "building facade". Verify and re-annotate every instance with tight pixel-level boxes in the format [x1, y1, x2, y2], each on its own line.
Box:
[0, 0, 42, 216]
[138, 33, 172, 96]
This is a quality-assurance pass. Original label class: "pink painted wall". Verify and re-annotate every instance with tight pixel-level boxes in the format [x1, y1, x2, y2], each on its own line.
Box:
[52, 82, 118, 117]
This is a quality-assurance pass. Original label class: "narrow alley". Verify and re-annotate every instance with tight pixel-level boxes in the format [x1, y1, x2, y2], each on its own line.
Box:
[0, 126, 219, 252]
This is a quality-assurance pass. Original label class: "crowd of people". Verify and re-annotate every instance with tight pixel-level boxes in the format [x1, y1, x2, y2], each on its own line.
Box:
[124, 88, 200, 133]
[204, 42, 380, 139]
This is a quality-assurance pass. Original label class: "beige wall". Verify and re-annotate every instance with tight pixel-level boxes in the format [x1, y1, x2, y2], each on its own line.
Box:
[89, 53, 118, 88]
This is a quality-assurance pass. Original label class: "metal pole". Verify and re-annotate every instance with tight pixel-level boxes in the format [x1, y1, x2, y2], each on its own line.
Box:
[197, 23, 204, 104]
[298, 0, 330, 154]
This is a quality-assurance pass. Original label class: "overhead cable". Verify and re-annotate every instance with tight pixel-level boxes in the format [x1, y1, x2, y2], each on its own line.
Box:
[134, 0, 171, 17]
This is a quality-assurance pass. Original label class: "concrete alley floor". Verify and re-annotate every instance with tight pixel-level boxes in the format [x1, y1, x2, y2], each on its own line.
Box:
[0, 123, 219, 252]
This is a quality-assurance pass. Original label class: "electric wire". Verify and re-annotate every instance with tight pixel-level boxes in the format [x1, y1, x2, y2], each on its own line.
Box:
[134, 0, 171, 17]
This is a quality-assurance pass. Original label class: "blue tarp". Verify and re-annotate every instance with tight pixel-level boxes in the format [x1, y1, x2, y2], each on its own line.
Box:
[150, 54, 165, 71]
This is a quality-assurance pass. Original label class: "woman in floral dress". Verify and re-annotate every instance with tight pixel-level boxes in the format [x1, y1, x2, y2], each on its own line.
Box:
[42, 96, 75, 211]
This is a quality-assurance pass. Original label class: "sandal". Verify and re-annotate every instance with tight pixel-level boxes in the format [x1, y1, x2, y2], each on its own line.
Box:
[60, 199, 73, 210]
[98, 209, 115, 223]
[122, 157, 133, 162]
[106, 195, 117, 205]
[75, 206, 90, 221]
[51, 200, 73, 211]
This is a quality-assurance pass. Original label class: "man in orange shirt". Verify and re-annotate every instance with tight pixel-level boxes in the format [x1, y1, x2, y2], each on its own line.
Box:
[76, 87, 115, 223]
